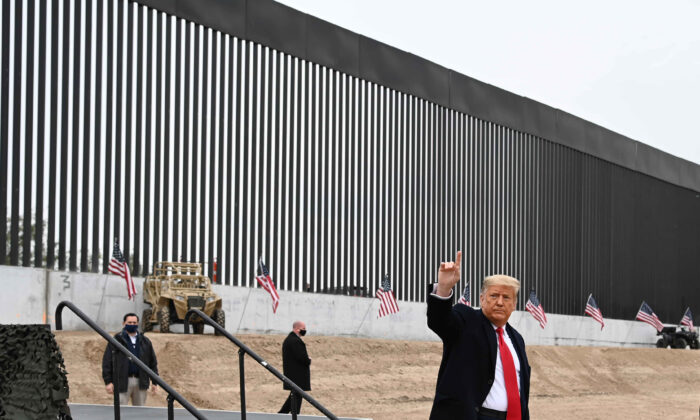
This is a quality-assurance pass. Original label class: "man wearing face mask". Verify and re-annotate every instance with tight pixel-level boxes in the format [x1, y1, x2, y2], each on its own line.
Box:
[279, 320, 311, 414]
[102, 313, 159, 406]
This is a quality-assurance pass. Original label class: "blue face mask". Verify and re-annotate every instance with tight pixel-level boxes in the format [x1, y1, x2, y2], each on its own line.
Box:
[125, 324, 138, 333]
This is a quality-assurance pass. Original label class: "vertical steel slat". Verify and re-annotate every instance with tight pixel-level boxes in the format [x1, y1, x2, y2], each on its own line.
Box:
[122, 0, 133, 270]
[22, 0, 35, 267]
[321, 66, 329, 292]
[207, 30, 218, 278]
[197, 27, 208, 268]
[309, 61, 316, 291]
[171, 16, 181, 263]
[9, 0, 22, 266]
[112, 0, 124, 266]
[216, 32, 226, 282]
[141, 7, 153, 274]
[249, 41, 258, 283]
[48, 0, 61, 269]
[90, 0, 102, 272]
[379, 86, 386, 287]
[161, 11, 172, 264]
[387, 89, 393, 286]
[189, 24, 199, 263]
[264, 47, 274, 276]
[362, 79, 369, 294]
[291, 56, 300, 291]
[67, 0, 80, 270]
[35, 0, 47, 268]
[180, 20, 190, 263]
[367, 82, 374, 291]
[303, 59, 312, 292]
[78, 0, 90, 271]
[280, 52, 290, 289]
[420, 100, 427, 296]
[271, 48, 280, 286]
[152, 10, 162, 264]
[133, 3, 143, 274]
[0, 0, 10, 264]
[240, 40, 249, 285]
[8, 0, 20, 265]
[348, 76, 355, 294]
[102, 0, 114, 273]
[223, 34, 235, 285]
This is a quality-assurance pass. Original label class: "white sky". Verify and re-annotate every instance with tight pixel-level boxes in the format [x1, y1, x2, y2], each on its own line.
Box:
[277, 0, 700, 165]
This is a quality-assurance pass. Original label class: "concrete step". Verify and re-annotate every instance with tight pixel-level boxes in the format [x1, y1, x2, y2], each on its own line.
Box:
[68, 404, 371, 420]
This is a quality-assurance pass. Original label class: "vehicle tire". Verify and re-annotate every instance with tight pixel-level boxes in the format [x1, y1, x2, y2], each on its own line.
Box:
[213, 309, 225, 336]
[141, 308, 153, 332]
[159, 306, 170, 333]
[673, 337, 688, 349]
[692, 340, 700, 350]
[193, 323, 204, 334]
[656, 339, 666, 348]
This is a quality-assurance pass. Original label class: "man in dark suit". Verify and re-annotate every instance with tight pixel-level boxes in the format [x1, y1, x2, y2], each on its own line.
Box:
[102, 313, 158, 406]
[428, 251, 530, 420]
[279, 320, 311, 414]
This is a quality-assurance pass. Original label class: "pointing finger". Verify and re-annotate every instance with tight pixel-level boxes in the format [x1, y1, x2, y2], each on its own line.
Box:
[455, 251, 462, 270]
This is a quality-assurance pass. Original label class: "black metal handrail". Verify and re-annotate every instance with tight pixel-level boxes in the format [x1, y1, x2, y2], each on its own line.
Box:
[55, 301, 207, 420]
[184, 308, 339, 420]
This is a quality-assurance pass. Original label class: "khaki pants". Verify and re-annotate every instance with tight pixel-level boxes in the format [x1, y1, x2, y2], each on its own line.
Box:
[119, 377, 148, 406]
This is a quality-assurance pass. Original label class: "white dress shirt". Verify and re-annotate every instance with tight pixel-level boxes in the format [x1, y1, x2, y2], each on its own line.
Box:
[481, 323, 521, 412]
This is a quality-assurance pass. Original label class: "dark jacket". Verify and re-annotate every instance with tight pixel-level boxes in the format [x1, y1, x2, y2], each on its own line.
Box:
[102, 330, 159, 393]
[427, 293, 530, 420]
[282, 332, 311, 391]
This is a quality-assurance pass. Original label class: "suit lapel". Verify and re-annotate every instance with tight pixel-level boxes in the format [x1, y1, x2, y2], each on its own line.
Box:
[505, 325, 524, 364]
[480, 311, 497, 370]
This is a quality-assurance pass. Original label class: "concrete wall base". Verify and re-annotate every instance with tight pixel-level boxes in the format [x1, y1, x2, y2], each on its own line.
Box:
[0, 265, 673, 347]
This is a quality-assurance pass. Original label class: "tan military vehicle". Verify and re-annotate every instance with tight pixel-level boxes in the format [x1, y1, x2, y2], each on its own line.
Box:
[141, 261, 225, 335]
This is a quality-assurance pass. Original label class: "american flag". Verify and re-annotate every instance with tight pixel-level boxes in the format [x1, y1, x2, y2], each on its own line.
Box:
[525, 290, 547, 329]
[680, 307, 694, 330]
[109, 240, 136, 300]
[457, 283, 470, 306]
[376, 274, 399, 318]
[584, 293, 604, 329]
[636, 301, 664, 332]
[256, 258, 280, 313]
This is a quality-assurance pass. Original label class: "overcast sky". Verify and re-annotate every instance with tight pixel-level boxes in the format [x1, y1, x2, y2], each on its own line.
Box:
[277, 0, 700, 165]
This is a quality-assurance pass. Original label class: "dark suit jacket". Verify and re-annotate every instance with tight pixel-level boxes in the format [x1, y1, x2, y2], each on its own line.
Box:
[427, 293, 530, 420]
[282, 332, 311, 391]
[102, 331, 158, 393]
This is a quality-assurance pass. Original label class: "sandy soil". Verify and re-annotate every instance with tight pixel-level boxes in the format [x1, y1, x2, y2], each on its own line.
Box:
[54, 331, 700, 419]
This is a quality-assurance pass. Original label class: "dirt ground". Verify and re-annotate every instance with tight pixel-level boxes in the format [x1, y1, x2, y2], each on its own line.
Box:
[55, 331, 700, 419]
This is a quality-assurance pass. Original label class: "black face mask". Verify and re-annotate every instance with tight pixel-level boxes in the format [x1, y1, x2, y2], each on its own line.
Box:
[299, 329, 307, 336]
[125, 324, 138, 333]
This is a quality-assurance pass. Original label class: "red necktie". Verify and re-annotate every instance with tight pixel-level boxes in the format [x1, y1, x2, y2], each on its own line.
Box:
[497, 327, 521, 420]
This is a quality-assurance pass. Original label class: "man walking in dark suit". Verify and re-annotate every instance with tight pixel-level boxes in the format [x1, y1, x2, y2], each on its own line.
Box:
[428, 251, 530, 420]
[279, 320, 311, 414]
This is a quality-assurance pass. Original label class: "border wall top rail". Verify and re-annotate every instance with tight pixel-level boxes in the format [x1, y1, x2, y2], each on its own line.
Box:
[184, 308, 339, 420]
[54, 301, 208, 420]
[133, 0, 700, 193]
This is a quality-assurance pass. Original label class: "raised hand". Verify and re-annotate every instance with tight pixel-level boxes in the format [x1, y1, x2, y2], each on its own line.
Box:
[436, 251, 461, 297]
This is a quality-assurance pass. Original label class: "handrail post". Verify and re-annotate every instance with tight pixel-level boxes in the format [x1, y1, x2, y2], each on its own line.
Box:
[291, 391, 298, 420]
[239, 348, 246, 420]
[168, 394, 175, 420]
[112, 346, 121, 420]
